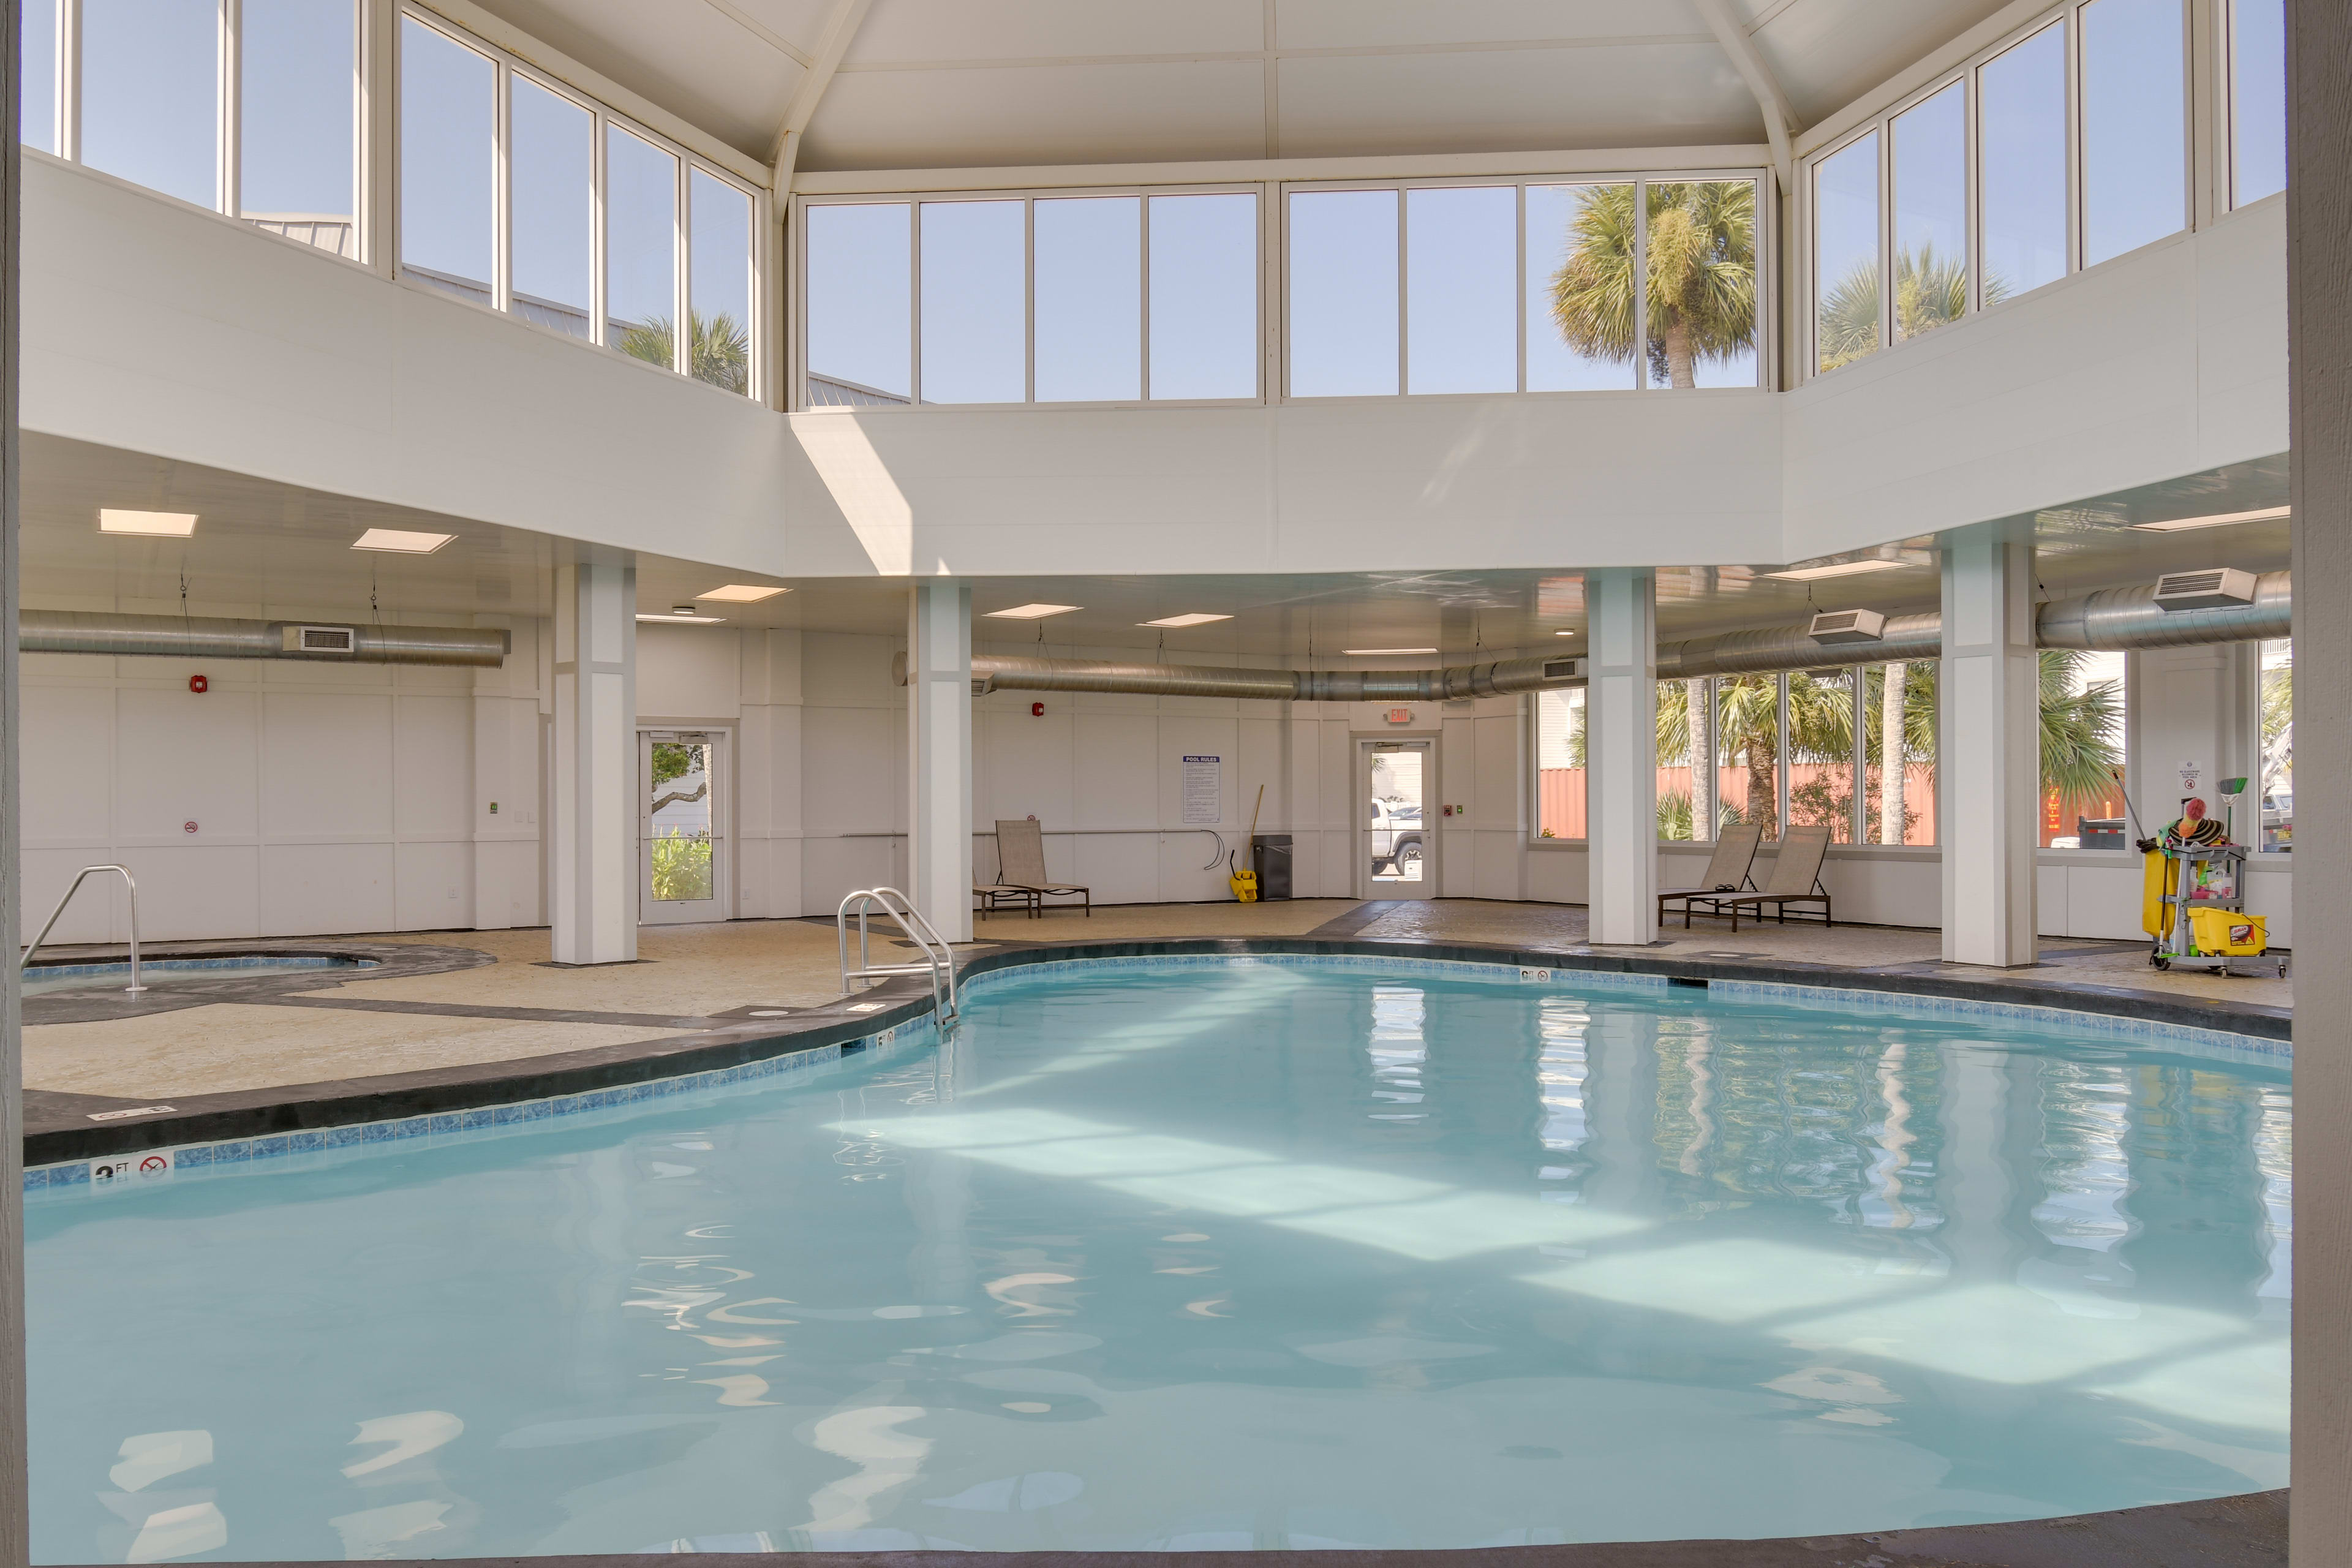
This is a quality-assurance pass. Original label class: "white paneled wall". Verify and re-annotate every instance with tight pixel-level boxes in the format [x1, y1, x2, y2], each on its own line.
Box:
[21, 616, 548, 943]
[23, 620, 2293, 944]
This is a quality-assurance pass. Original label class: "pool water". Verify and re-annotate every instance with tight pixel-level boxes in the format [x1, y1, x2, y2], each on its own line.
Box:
[24, 960, 2290, 1559]
[22, 957, 374, 996]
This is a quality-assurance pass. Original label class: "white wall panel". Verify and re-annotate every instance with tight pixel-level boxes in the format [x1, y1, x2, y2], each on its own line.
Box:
[22, 680, 114, 846]
[118, 685, 258, 843]
[394, 696, 474, 839]
[261, 843, 396, 935]
[396, 840, 476, 931]
[639, 625, 744, 719]
[262, 693, 394, 838]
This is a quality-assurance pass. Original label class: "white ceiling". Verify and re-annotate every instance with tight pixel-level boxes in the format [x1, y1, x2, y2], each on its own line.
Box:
[23, 436, 2288, 660]
[461, 0, 2019, 172]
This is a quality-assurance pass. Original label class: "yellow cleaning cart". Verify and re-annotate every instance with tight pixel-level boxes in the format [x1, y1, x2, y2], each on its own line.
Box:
[2147, 843, 2285, 978]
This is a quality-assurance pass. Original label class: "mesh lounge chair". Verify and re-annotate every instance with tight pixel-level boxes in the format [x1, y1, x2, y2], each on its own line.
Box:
[1657, 822, 1764, 929]
[989, 819, 1091, 918]
[1690, 823, 1834, 932]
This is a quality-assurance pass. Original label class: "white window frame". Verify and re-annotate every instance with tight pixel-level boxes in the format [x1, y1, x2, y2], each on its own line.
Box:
[790, 182, 1269, 413]
[1280, 169, 1776, 402]
[394, 2, 767, 398]
[2222, 0, 2285, 212]
[39, 0, 372, 270]
[1800, 0, 2208, 383]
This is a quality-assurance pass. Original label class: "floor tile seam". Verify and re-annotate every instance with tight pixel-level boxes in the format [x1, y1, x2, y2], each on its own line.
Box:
[239, 995, 723, 1029]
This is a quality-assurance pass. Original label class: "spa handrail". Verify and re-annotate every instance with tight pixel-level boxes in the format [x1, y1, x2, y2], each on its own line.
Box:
[21, 864, 146, 994]
[837, 887, 958, 1027]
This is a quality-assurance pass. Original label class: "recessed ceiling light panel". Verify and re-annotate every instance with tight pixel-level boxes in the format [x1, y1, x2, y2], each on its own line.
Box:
[1763, 559, 1910, 582]
[986, 603, 1082, 620]
[352, 527, 454, 553]
[2128, 505, 2291, 532]
[698, 583, 789, 602]
[1344, 647, 1438, 657]
[1141, 612, 1232, 628]
[636, 612, 725, 624]
[98, 510, 197, 537]
[1554, 630, 1578, 636]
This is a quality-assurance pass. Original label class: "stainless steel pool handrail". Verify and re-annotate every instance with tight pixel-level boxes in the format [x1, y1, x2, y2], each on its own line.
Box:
[837, 888, 958, 1027]
[21, 865, 146, 994]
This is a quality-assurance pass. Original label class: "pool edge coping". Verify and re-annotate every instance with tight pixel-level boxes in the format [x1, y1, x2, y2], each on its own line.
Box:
[24, 935, 2291, 1180]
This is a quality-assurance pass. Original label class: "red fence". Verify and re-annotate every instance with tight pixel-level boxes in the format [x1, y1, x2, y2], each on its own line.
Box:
[1539, 763, 1939, 844]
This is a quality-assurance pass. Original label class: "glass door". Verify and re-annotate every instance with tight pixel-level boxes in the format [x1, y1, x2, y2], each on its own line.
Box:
[1358, 739, 1436, 899]
[641, 729, 727, 924]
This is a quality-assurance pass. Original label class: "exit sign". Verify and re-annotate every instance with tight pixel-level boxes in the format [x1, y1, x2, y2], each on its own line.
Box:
[1385, 707, 1413, 724]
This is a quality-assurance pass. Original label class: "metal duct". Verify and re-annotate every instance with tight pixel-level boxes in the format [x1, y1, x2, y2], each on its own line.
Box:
[1657, 611, 1943, 680]
[2035, 569, 2290, 650]
[21, 611, 511, 667]
[891, 651, 1587, 701]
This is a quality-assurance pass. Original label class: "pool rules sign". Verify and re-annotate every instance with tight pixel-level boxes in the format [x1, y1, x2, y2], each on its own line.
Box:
[1182, 756, 1221, 824]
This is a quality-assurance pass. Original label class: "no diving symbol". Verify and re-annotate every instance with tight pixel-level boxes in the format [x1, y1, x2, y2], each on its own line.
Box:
[138, 1155, 168, 1174]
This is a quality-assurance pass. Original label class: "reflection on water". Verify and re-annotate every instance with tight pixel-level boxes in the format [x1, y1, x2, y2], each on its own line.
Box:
[24, 965, 2289, 1560]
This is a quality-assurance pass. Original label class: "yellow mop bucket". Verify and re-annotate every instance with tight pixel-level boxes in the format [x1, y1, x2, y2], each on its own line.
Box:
[2186, 908, 2267, 956]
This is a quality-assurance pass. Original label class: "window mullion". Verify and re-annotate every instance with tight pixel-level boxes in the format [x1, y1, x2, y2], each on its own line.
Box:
[1138, 193, 1152, 402]
[590, 113, 608, 349]
[492, 62, 511, 314]
[1632, 179, 1649, 389]
[1776, 672, 1792, 837]
[219, 0, 239, 217]
[674, 154, 690, 375]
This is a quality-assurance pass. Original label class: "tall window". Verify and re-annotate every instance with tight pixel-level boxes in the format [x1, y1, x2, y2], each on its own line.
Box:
[241, 0, 358, 257]
[82, 0, 217, 208]
[1657, 678, 1711, 841]
[1295, 175, 1765, 396]
[2040, 650, 2129, 848]
[1980, 22, 2070, 297]
[1892, 82, 1969, 343]
[396, 13, 761, 394]
[21, 0, 56, 154]
[801, 187, 1259, 409]
[1787, 669, 1857, 842]
[2260, 639, 2291, 851]
[1863, 662, 1937, 845]
[2080, 0, 2186, 267]
[1535, 688, 1586, 840]
[1715, 676, 1782, 840]
[1814, 134, 1880, 372]
[398, 15, 492, 300]
[2230, 0, 2286, 206]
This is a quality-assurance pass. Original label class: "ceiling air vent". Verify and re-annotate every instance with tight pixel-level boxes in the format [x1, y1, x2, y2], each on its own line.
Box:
[1542, 658, 1581, 680]
[1806, 608, 1887, 645]
[2152, 568, 2258, 611]
[283, 624, 357, 654]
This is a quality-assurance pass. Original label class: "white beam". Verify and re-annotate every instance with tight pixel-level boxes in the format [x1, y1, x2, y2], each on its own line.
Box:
[1691, 0, 1796, 192]
[1586, 568, 1659, 947]
[907, 580, 973, 944]
[769, 0, 875, 192]
[1938, 529, 2038, 968]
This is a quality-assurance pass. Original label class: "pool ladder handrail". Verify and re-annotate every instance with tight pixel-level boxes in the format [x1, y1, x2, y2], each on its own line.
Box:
[837, 887, 959, 1027]
[21, 864, 146, 994]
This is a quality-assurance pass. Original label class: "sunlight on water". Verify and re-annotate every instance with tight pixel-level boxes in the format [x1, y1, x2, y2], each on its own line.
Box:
[24, 962, 2288, 1558]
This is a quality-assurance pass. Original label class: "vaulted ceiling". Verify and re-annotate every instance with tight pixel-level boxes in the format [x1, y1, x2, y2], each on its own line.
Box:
[462, 0, 2019, 173]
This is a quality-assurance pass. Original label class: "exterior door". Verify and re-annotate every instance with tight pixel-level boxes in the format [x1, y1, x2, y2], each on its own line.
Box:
[641, 729, 728, 924]
[1357, 739, 1436, 899]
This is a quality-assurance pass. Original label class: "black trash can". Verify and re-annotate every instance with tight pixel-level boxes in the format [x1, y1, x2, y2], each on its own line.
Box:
[1253, 835, 1293, 900]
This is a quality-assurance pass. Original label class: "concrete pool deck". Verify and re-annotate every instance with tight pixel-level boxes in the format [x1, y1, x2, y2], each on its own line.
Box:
[20, 899, 2288, 1110]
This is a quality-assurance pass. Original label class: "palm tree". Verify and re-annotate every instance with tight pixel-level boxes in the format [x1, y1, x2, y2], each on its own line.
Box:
[1820, 246, 2010, 370]
[617, 310, 752, 393]
[1549, 182, 1755, 389]
[2261, 651, 2293, 806]
[2039, 650, 2125, 818]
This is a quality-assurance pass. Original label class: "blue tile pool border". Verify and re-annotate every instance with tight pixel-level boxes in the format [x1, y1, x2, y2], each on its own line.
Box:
[28, 937, 2289, 1189]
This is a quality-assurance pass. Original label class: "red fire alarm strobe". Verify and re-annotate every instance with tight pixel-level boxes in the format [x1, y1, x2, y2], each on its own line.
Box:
[1031, 701, 1046, 717]
[188, 674, 209, 693]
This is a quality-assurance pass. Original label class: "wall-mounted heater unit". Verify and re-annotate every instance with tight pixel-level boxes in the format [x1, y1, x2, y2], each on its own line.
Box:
[282, 625, 358, 654]
[1806, 608, 1887, 645]
[2152, 568, 2258, 611]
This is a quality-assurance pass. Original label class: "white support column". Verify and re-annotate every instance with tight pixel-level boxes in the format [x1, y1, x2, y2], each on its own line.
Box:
[549, 550, 638, 966]
[1587, 568, 1658, 946]
[1939, 529, 2037, 967]
[907, 579, 972, 943]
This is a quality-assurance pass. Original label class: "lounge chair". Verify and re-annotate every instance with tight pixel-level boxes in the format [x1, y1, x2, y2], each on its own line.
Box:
[1690, 824, 1835, 932]
[1657, 822, 1764, 929]
[989, 819, 1091, 918]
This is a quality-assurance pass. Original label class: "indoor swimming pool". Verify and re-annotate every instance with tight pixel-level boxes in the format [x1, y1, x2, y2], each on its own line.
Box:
[23, 957, 2290, 1559]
